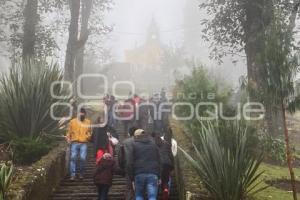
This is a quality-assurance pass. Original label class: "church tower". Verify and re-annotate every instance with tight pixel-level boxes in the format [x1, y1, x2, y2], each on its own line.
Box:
[125, 18, 163, 70]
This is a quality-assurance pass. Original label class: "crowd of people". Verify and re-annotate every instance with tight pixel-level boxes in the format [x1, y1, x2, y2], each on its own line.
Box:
[115, 89, 170, 135]
[65, 90, 177, 200]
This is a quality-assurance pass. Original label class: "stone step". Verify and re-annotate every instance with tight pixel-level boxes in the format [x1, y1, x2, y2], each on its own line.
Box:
[52, 193, 179, 199]
[50, 123, 179, 200]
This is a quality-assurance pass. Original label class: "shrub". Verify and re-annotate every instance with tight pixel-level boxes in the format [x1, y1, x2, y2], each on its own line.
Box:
[11, 138, 50, 165]
[0, 162, 13, 200]
[260, 135, 286, 164]
[0, 60, 69, 141]
[173, 66, 233, 134]
[181, 121, 265, 200]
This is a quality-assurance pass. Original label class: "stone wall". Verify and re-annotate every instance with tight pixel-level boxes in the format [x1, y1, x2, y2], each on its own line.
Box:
[171, 120, 212, 200]
[7, 142, 67, 200]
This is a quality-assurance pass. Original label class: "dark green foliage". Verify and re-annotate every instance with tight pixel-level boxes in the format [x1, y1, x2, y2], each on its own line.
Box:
[11, 138, 50, 165]
[260, 135, 286, 164]
[181, 121, 265, 200]
[259, 13, 300, 111]
[0, 162, 13, 200]
[0, 60, 69, 141]
[200, 0, 296, 63]
[213, 120, 260, 155]
[173, 66, 233, 133]
[257, 10, 300, 200]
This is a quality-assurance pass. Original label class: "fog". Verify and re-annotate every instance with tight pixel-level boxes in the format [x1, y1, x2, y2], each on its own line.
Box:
[97, 0, 247, 94]
[105, 0, 185, 60]
[0, 0, 247, 94]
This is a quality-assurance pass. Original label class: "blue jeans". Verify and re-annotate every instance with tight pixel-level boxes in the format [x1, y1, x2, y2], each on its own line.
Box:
[135, 174, 158, 200]
[70, 142, 88, 177]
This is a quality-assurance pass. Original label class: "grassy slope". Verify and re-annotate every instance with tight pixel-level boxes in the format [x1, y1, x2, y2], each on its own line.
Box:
[255, 112, 300, 199]
[254, 163, 300, 200]
[172, 121, 300, 200]
[171, 116, 300, 200]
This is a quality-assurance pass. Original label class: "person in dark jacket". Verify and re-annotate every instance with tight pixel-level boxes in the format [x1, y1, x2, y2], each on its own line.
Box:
[119, 126, 138, 200]
[127, 129, 161, 200]
[137, 98, 151, 131]
[91, 117, 113, 163]
[150, 93, 163, 135]
[159, 128, 175, 200]
[93, 153, 115, 200]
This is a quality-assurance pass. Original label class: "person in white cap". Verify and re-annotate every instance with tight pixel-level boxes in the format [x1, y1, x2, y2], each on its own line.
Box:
[126, 129, 161, 200]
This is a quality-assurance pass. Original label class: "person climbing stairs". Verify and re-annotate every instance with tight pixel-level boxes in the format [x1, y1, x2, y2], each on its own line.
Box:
[50, 124, 179, 200]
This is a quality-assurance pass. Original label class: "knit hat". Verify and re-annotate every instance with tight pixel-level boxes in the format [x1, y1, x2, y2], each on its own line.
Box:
[134, 129, 145, 136]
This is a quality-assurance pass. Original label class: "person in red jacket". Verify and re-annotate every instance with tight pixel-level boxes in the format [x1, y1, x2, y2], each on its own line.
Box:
[93, 153, 115, 200]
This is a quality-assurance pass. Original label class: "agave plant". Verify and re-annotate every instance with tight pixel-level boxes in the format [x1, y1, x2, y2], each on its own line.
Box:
[0, 60, 70, 141]
[0, 162, 13, 200]
[180, 121, 265, 200]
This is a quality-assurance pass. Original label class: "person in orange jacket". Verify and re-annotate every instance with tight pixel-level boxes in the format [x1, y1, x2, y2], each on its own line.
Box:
[66, 108, 91, 181]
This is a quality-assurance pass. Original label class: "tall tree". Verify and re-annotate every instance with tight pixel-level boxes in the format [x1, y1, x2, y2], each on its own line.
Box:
[261, 14, 299, 199]
[0, 0, 65, 62]
[22, 0, 38, 59]
[64, 0, 82, 82]
[1, 0, 111, 81]
[243, 0, 279, 136]
[64, 0, 112, 85]
[201, 0, 273, 95]
[0, 0, 23, 60]
[200, 0, 300, 136]
[75, 0, 92, 93]
[201, 1, 300, 199]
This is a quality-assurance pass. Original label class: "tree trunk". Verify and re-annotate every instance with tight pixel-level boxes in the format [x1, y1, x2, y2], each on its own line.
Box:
[265, 104, 283, 137]
[64, 0, 81, 83]
[75, 45, 85, 97]
[282, 102, 298, 200]
[244, 0, 273, 96]
[75, 0, 92, 97]
[22, 0, 38, 60]
[243, 0, 283, 136]
[279, 3, 300, 199]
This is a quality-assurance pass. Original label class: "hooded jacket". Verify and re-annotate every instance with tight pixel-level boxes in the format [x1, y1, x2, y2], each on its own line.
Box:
[127, 134, 160, 180]
[93, 157, 115, 186]
[66, 118, 91, 143]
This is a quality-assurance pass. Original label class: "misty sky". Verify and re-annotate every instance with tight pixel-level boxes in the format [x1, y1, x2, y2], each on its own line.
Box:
[0, 0, 247, 86]
[105, 0, 185, 60]
[104, 0, 247, 86]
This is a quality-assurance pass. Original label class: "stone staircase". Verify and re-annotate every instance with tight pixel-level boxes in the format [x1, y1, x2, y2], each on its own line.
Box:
[50, 145, 127, 200]
[50, 124, 179, 200]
